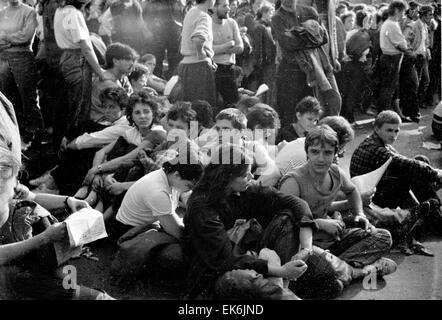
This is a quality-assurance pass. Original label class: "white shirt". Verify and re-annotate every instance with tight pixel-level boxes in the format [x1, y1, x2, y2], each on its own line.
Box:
[54, 5, 91, 49]
[74, 116, 131, 150]
[416, 20, 429, 55]
[123, 125, 166, 146]
[116, 169, 180, 227]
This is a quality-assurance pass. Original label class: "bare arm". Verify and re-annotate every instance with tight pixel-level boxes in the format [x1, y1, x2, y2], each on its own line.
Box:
[158, 213, 184, 240]
[79, 39, 105, 80]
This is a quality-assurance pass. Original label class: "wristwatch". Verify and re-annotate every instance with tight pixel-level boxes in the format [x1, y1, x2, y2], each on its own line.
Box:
[97, 165, 103, 173]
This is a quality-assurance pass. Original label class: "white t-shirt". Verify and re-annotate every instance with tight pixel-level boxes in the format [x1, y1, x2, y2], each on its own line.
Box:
[116, 169, 180, 227]
[54, 5, 91, 49]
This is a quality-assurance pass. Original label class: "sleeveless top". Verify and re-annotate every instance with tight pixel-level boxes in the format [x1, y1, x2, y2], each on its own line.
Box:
[279, 163, 349, 219]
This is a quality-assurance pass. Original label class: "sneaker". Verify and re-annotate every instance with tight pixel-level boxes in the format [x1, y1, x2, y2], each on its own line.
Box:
[365, 107, 378, 116]
[32, 183, 59, 195]
[366, 257, 397, 277]
[29, 171, 53, 187]
[94, 289, 116, 300]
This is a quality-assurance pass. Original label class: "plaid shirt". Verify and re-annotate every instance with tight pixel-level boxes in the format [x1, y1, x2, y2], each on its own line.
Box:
[350, 132, 439, 183]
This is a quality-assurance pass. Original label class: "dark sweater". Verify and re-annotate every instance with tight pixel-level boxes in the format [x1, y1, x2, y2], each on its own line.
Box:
[183, 181, 316, 298]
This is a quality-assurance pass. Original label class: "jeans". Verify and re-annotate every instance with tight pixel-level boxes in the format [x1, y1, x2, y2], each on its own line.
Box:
[341, 60, 370, 122]
[415, 54, 430, 107]
[0, 51, 43, 139]
[377, 53, 403, 111]
[399, 56, 419, 117]
[59, 49, 92, 132]
[215, 64, 239, 108]
[276, 60, 314, 127]
[149, 28, 182, 79]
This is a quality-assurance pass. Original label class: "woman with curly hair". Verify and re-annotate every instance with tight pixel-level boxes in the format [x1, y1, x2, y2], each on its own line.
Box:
[29, 86, 130, 195]
[75, 91, 167, 207]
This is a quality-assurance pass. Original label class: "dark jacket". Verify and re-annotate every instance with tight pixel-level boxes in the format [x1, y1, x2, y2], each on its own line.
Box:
[183, 181, 316, 298]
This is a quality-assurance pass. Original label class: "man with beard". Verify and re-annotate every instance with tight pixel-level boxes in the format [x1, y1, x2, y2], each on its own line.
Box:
[212, 0, 243, 107]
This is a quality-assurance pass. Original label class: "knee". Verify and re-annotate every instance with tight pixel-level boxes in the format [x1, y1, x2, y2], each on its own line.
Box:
[372, 228, 393, 250]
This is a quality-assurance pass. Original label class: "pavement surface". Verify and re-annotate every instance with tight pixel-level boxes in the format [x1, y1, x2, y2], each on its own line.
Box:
[27, 106, 442, 300]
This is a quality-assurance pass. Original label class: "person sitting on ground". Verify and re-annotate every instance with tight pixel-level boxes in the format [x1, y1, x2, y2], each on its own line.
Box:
[183, 143, 316, 299]
[29, 86, 130, 195]
[350, 111, 442, 211]
[76, 91, 167, 207]
[276, 96, 322, 144]
[110, 150, 204, 241]
[139, 53, 167, 94]
[246, 106, 280, 159]
[279, 125, 397, 298]
[197, 108, 280, 186]
[0, 92, 113, 300]
[191, 100, 214, 137]
[128, 63, 159, 96]
[88, 42, 137, 124]
[273, 116, 354, 184]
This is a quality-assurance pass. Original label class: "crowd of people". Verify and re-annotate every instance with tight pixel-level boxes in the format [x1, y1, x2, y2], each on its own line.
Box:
[0, 0, 441, 300]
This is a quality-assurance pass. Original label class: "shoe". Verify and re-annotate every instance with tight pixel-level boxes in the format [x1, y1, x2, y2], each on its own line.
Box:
[401, 116, 412, 123]
[29, 171, 53, 187]
[411, 240, 434, 257]
[94, 289, 116, 300]
[366, 257, 397, 277]
[32, 183, 59, 195]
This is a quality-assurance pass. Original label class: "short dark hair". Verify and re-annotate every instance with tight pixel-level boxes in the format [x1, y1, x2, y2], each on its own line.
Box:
[374, 110, 402, 128]
[167, 101, 197, 127]
[294, 96, 322, 121]
[191, 100, 214, 129]
[98, 87, 129, 110]
[162, 150, 204, 182]
[419, 5, 434, 17]
[355, 10, 369, 27]
[105, 42, 137, 69]
[126, 91, 161, 127]
[318, 116, 354, 147]
[196, 0, 210, 4]
[65, 0, 89, 10]
[387, 0, 407, 16]
[246, 108, 277, 130]
[216, 108, 247, 130]
[128, 63, 150, 83]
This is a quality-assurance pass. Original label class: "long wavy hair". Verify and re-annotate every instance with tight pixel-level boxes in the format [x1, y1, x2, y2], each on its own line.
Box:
[193, 144, 252, 206]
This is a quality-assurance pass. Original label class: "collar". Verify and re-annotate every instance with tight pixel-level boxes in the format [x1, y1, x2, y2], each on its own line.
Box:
[371, 131, 386, 146]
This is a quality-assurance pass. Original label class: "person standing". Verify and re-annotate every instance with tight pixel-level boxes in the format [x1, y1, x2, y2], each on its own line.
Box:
[178, 0, 217, 107]
[377, 0, 408, 113]
[0, 0, 44, 146]
[212, 0, 243, 108]
[54, 0, 105, 132]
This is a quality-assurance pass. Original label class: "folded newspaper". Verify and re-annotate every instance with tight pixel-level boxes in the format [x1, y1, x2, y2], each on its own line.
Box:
[351, 158, 392, 194]
[53, 208, 108, 266]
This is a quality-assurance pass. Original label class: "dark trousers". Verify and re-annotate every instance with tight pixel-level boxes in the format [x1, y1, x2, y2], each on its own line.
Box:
[149, 27, 182, 79]
[415, 54, 430, 107]
[178, 61, 216, 108]
[0, 51, 44, 139]
[377, 53, 403, 111]
[373, 157, 441, 209]
[341, 60, 369, 122]
[59, 49, 92, 132]
[276, 60, 314, 127]
[399, 56, 419, 117]
[215, 64, 239, 108]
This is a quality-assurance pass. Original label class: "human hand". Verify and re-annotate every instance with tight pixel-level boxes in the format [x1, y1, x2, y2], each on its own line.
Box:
[42, 222, 67, 243]
[60, 137, 68, 152]
[103, 175, 117, 188]
[67, 197, 90, 212]
[317, 218, 345, 239]
[354, 215, 373, 232]
[14, 183, 32, 200]
[83, 167, 99, 185]
[106, 182, 126, 195]
[361, 188, 376, 206]
[281, 260, 308, 281]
